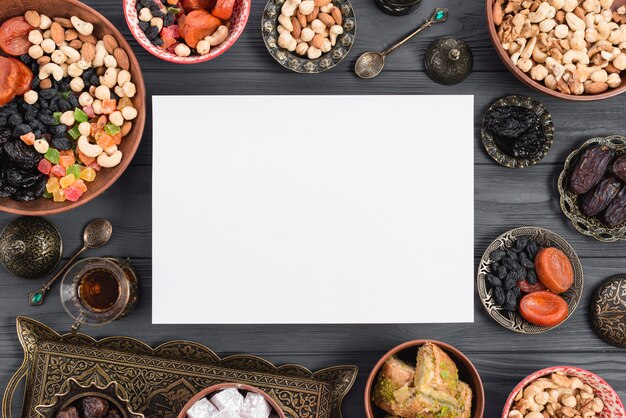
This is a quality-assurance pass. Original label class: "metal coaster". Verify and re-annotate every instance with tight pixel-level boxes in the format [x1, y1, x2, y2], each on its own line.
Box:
[591, 275, 626, 348]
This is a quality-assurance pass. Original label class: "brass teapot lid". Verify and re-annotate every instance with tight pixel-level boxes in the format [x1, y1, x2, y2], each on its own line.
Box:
[591, 275, 626, 349]
[424, 36, 473, 86]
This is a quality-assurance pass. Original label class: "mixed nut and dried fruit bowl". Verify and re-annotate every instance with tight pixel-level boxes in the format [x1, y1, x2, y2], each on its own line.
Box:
[486, 0, 626, 101]
[0, 0, 145, 215]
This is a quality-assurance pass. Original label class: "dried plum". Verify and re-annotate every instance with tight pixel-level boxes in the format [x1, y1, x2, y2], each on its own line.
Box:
[82, 397, 109, 418]
[569, 145, 614, 194]
[484, 105, 546, 160]
[582, 177, 621, 217]
[3, 140, 40, 169]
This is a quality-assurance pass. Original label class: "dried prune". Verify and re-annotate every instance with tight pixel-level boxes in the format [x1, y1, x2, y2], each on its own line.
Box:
[3, 139, 39, 169]
[569, 145, 614, 194]
[56, 406, 79, 418]
[484, 105, 546, 159]
[582, 177, 621, 216]
[612, 154, 626, 182]
[487, 274, 502, 287]
[490, 249, 506, 261]
[604, 186, 626, 226]
[3, 165, 42, 188]
[494, 286, 506, 305]
[82, 397, 109, 418]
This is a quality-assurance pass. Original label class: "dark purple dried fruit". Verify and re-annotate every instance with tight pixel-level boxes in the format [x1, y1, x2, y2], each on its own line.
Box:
[506, 250, 519, 261]
[613, 155, 626, 182]
[497, 265, 508, 279]
[484, 105, 546, 160]
[569, 145, 614, 194]
[490, 249, 506, 261]
[82, 397, 109, 418]
[494, 286, 506, 305]
[521, 258, 534, 269]
[527, 269, 538, 285]
[502, 258, 521, 271]
[486, 274, 502, 287]
[526, 241, 538, 259]
[515, 237, 529, 250]
[504, 273, 517, 289]
[604, 186, 626, 226]
[503, 290, 518, 311]
[582, 177, 621, 217]
[56, 406, 79, 418]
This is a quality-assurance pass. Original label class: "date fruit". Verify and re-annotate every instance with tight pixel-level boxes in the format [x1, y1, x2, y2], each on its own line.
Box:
[534, 247, 573, 294]
[519, 291, 568, 327]
[613, 155, 626, 183]
[604, 186, 626, 226]
[569, 145, 614, 194]
[82, 397, 109, 418]
[582, 177, 621, 216]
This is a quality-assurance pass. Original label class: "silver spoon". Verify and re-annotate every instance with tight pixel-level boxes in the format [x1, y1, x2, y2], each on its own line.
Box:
[355, 7, 449, 79]
[28, 219, 113, 306]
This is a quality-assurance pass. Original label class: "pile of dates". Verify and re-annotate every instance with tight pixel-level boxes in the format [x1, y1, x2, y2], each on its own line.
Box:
[569, 145, 626, 226]
[56, 396, 120, 418]
[483, 105, 546, 160]
[486, 236, 542, 312]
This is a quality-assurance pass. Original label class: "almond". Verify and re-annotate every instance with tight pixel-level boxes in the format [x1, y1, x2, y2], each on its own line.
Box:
[314, 0, 332, 6]
[296, 11, 307, 29]
[39, 78, 53, 89]
[103, 34, 118, 54]
[81, 42, 96, 62]
[69, 39, 83, 49]
[79, 33, 97, 45]
[53, 17, 72, 28]
[64, 28, 78, 41]
[605, 63, 620, 74]
[291, 17, 302, 39]
[24, 10, 41, 28]
[50, 22, 65, 45]
[318, 12, 335, 26]
[331, 7, 342, 25]
[37, 56, 51, 65]
[121, 121, 133, 137]
[311, 33, 325, 49]
[306, 6, 319, 22]
[114, 47, 130, 71]
[587, 81, 609, 94]
[574, 6, 585, 21]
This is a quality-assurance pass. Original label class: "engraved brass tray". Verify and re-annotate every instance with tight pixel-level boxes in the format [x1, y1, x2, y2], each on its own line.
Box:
[558, 135, 626, 242]
[3, 317, 357, 418]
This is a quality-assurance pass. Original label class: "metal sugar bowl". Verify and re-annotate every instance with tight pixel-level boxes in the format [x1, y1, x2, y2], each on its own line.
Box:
[424, 36, 473, 86]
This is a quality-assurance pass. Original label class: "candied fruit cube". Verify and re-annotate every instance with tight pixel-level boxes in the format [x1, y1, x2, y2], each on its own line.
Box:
[46, 177, 60, 193]
[64, 185, 83, 202]
[101, 99, 117, 115]
[38, 159, 52, 175]
[50, 164, 67, 177]
[80, 167, 97, 182]
[74, 179, 88, 193]
[112, 132, 122, 145]
[83, 105, 96, 119]
[59, 154, 76, 168]
[78, 149, 95, 165]
[88, 162, 101, 172]
[117, 97, 133, 110]
[45, 148, 60, 164]
[74, 108, 88, 123]
[66, 164, 81, 179]
[20, 132, 35, 145]
[96, 133, 116, 149]
[52, 189, 65, 202]
[60, 174, 76, 189]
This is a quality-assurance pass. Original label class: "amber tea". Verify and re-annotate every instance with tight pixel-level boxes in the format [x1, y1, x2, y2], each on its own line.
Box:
[77, 268, 121, 312]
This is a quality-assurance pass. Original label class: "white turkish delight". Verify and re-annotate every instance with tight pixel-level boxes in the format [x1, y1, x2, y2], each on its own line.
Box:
[213, 409, 241, 418]
[240, 392, 272, 418]
[211, 388, 244, 412]
[187, 397, 218, 418]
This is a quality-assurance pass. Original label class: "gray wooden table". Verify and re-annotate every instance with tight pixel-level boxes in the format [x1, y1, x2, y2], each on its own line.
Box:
[1, 0, 625, 417]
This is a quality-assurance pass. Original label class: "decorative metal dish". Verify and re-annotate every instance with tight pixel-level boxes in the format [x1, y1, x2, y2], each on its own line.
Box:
[35, 378, 144, 418]
[261, 0, 356, 73]
[477, 227, 583, 334]
[591, 275, 626, 349]
[3, 317, 357, 418]
[558, 135, 626, 242]
[481, 95, 554, 168]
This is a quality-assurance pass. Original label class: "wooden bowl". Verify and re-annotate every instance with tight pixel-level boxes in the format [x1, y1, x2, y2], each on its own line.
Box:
[177, 383, 286, 418]
[502, 366, 626, 418]
[0, 0, 145, 215]
[364, 340, 485, 418]
[485, 0, 626, 101]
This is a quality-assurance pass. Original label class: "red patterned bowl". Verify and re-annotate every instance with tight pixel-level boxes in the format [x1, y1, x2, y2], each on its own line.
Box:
[502, 366, 625, 418]
[122, 0, 251, 64]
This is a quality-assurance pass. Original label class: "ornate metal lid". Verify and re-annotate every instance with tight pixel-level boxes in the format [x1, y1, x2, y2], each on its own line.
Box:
[424, 36, 473, 86]
[591, 275, 626, 348]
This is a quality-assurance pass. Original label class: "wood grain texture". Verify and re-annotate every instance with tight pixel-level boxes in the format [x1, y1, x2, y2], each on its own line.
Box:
[1, 0, 626, 417]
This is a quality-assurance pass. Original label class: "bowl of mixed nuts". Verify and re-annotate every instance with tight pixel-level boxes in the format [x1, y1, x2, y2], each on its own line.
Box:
[262, 0, 356, 73]
[487, 0, 626, 100]
[0, 0, 145, 215]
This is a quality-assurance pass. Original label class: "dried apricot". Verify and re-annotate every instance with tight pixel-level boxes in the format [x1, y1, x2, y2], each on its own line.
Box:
[212, 0, 235, 20]
[519, 291, 568, 327]
[0, 17, 33, 56]
[0, 56, 18, 106]
[534, 247, 574, 294]
[179, 10, 221, 48]
[8, 57, 33, 95]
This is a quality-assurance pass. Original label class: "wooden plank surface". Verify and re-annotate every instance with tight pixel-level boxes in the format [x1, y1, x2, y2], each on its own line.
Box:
[1, 0, 626, 417]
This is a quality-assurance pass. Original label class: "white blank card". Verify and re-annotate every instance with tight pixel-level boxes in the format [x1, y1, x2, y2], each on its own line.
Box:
[152, 95, 474, 324]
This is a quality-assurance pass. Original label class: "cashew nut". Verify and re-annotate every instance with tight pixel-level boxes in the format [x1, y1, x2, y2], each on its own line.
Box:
[281, 0, 301, 17]
[607, 72, 622, 87]
[59, 45, 80, 64]
[530, 2, 551, 22]
[205, 25, 229, 46]
[97, 150, 122, 168]
[295, 42, 309, 55]
[564, 49, 591, 64]
[329, 25, 343, 46]
[93, 41, 107, 67]
[38, 63, 63, 81]
[71, 16, 94, 36]
[196, 40, 211, 55]
[278, 14, 293, 31]
[531, 64, 549, 80]
[78, 136, 103, 158]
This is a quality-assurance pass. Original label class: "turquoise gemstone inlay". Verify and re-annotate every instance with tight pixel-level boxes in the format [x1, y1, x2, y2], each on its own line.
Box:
[435, 9, 447, 21]
[31, 292, 43, 304]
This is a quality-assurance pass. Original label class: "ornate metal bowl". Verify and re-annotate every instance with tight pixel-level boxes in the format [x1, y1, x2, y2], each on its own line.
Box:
[261, 0, 356, 73]
[558, 135, 626, 242]
[0, 217, 62, 279]
[481, 95, 554, 168]
[35, 378, 144, 418]
[477, 227, 584, 334]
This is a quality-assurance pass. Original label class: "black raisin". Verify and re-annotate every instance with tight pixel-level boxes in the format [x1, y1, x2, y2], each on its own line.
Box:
[51, 136, 72, 150]
[8, 114, 22, 127]
[490, 250, 506, 261]
[503, 290, 518, 312]
[502, 258, 521, 271]
[494, 286, 506, 305]
[145, 25, 160, 40]
[521, 258, 534, 269]
[39, 88, 58, 100]
[497, 265, 508, 279]
[506, 250, 519, 260]
[486, 274, 502, 287]
[515, 237, 529, 250]
[527, 269, 538, 285]
[139, 21, 150, 31]
[504, 273, 517, 290]
[13, 124, 32, 138]
[526, 241, 538, 258]
[163, 13, 175, 26]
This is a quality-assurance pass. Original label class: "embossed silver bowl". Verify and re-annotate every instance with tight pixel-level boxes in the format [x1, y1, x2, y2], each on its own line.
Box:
[477, 227, 583, 334]
[558, 135, 626, 242]
[261, 0, 356, 73]
[0, 217, 62, 279]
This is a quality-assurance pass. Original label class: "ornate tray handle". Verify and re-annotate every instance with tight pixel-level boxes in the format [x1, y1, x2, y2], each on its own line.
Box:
[3, 362, 28, 418]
